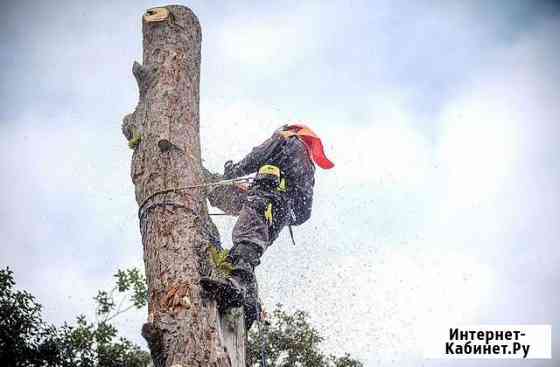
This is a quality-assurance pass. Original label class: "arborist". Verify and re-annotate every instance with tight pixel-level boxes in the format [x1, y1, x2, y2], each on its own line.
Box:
[202, 124, 334, 329]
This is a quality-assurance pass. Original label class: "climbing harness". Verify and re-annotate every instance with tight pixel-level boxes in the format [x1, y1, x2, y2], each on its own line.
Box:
[254, 164, 297, 246]
[258, 164, 280, 177]
[255, 164, 287, 193]
[255, 164, 281, 190]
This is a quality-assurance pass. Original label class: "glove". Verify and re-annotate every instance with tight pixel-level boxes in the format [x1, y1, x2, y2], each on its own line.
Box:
[223, 160, 235, 179]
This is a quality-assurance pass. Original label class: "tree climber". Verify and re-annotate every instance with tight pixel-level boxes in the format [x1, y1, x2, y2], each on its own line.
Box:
[202, 124, 334, 330]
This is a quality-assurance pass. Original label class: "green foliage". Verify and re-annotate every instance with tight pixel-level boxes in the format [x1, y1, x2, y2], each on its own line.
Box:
[247, 304, 363, 367]
[0, 267, 47, 365]
[114, 268, 148, 309]
[93, 268, 148, 324]
[1, 266, 362, 367]
[0, 267, 150, 367]
[46, 317, 150, 367]
[209, 246, 234, 278]
[327, 353, 364, 367]
[128, 131, 142, 149]
[93, 291, 115, 315]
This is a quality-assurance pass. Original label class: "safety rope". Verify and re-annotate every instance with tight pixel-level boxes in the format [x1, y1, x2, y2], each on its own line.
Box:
[137, 177, 251, 247]
[137, 177, 252, 218]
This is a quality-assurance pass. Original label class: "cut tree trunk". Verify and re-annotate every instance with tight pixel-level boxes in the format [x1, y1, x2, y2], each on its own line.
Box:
[122, 5, 245, 367]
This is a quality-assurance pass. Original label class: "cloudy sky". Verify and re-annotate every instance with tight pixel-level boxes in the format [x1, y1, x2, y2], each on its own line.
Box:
[1, 1, 559, 365]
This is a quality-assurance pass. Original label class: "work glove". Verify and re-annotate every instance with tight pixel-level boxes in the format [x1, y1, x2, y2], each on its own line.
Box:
[223, 160, 236, 179]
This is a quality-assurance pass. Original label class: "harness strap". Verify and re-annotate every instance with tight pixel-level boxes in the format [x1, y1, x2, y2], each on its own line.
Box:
[288, 225, 296, 246]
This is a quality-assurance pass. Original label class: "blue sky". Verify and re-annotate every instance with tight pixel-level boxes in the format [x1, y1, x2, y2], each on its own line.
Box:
[1, 1, 560, 365]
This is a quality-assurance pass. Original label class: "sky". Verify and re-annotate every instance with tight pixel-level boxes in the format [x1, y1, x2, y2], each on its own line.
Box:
[1, 0, 560, 366]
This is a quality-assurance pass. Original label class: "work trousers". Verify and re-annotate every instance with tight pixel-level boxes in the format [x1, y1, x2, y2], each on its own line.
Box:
[229, 186, 291, 273]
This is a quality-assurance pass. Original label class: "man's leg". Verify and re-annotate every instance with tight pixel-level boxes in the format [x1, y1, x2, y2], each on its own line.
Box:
[229, 199, 270, 330]
[229, 193, 290, 329]
[200, 196, 269, 324]
[202, 191, 287, 328]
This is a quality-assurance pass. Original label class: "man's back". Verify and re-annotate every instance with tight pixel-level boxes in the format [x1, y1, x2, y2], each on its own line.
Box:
[267, 135, 315, 225]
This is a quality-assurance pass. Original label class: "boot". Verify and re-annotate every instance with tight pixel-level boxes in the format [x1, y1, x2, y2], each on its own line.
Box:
[200, 271, 260, 330]
[229, 255, 261, 330]
[200, 273, 245, 311]
[201, 243, 262, 328]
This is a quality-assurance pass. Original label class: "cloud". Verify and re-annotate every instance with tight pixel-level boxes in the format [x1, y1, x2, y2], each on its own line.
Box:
[218, 12, 309, 70]
[2, 1, 560, 365]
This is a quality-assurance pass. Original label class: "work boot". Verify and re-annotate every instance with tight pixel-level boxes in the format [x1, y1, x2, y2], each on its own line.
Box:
[226, 258, 259, 330]
[200, 254, 254, 308]
[228, 251, 262, 330]
[200, 269, 261, 330]
[201, 243, 262, 329]
[230, 269, 259, 330]
[200, 273, 245, 311]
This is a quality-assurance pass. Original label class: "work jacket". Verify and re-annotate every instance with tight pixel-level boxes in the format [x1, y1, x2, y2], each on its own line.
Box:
[227, 130, 315, 226]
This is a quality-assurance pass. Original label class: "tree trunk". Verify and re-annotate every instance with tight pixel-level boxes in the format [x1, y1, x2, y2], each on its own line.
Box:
[122, 6, 245, 367]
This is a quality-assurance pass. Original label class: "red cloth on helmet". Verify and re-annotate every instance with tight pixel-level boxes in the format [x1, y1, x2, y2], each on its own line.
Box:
[284, 124, 334, 169]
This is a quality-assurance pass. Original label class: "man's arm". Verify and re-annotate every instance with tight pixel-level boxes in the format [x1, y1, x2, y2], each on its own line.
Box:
[224, 131, 284, 179]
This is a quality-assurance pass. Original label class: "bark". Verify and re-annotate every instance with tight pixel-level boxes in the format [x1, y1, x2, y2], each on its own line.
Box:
[122, 6, 244, 367]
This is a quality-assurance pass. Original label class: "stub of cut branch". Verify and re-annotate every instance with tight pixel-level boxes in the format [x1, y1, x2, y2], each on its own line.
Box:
[144, 7, 170, 23]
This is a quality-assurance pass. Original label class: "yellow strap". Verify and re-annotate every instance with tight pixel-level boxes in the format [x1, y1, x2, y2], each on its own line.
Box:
[277, 178, 287, 192]
[258, 164, 281, 177]
[264, 203, 273, 225]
